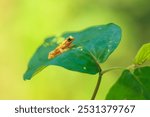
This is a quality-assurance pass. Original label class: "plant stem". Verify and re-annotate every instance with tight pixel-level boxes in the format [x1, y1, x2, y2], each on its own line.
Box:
[91, 72, 102, 100]
[86, 51, 102, 100]
[101, 67, 125, 74]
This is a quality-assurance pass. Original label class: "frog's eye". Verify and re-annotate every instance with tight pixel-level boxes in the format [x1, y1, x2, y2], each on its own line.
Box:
[67, 38, 72, 42]
[67, 36, 74, 42]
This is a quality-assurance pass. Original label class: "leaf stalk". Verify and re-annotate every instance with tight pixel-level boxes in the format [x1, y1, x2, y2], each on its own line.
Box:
[91, 71, 102, 100]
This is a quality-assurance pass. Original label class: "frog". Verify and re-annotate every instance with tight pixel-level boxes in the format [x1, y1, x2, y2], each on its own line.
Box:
[48, 36, 75, 59]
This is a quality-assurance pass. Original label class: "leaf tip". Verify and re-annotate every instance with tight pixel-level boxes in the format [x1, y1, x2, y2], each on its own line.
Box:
[23, 71, 32, 81]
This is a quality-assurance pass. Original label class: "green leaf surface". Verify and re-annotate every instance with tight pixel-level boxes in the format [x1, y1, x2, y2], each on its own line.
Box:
[106, 66, 150, 100]
[24, 23, 121, 80]
[134, 43, 150, 65]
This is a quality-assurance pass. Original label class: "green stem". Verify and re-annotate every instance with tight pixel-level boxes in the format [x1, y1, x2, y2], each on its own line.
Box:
[91, 71, 102, 100]
[86, 51, 102, 100]
[101, 67, 125, 74]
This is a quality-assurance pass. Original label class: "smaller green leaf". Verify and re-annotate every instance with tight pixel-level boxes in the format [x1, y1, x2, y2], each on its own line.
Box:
[134, 43, 150, 65]
[106, 66, 150, 100]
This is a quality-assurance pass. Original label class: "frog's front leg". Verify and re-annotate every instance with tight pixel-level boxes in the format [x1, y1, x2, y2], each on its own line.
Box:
[68, 44, 75, 48]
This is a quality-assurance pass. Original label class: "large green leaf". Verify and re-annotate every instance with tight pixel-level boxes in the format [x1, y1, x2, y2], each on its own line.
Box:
[24, 23, 121, 80]
[134, 43, 150, 65]
[106, 66, 150, 100]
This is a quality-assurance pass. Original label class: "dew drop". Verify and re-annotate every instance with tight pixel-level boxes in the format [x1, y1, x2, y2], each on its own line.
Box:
[83, 67, 87, 70]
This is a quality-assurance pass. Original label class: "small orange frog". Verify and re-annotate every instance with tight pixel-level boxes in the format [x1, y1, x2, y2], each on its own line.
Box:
[48, 36, 74, 59]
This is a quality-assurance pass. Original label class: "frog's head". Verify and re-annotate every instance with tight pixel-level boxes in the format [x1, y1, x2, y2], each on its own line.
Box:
[67, 36, 74, 42]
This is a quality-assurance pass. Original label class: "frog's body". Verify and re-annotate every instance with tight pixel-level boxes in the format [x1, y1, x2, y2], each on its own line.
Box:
[48, 36, 74, 59]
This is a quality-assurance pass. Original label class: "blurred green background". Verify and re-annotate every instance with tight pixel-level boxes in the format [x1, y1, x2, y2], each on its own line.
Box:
[0, 0, 150, 99]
